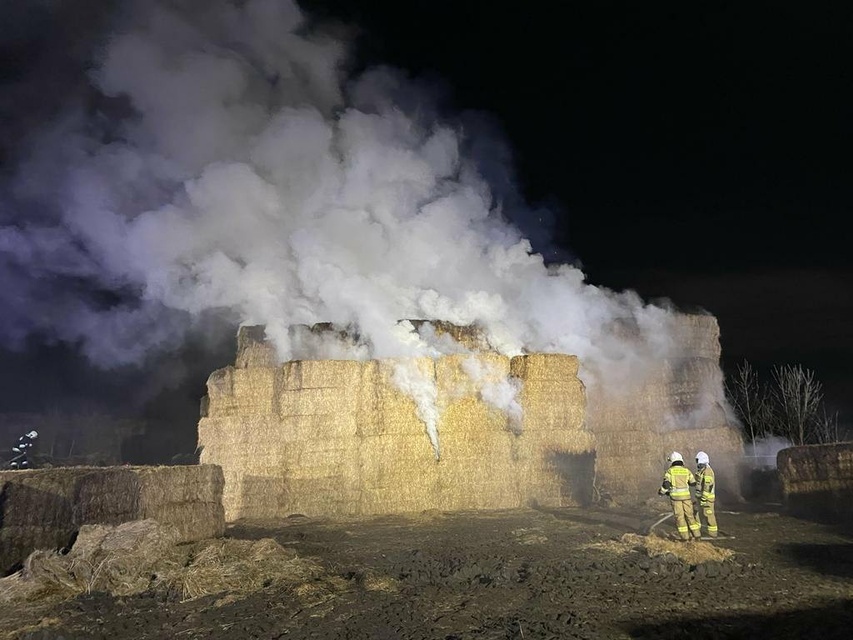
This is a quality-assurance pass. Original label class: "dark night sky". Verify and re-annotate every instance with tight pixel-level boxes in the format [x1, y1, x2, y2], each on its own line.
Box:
[1, 1, 851, 449]
[302, 0, 853, 423]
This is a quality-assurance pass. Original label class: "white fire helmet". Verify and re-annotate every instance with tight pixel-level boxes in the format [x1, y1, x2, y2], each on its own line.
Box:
[26, 430, 38, 439]
[696, 451, 710, 466]
[667, 451, 683, 463]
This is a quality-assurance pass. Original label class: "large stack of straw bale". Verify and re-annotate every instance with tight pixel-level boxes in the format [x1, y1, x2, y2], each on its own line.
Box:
[0, 465, 224, 574]
[199, 327, 594, 520]
[777, 442, 853, 523]
[586, 314, 744, 503]
[200, 313, 742, 520]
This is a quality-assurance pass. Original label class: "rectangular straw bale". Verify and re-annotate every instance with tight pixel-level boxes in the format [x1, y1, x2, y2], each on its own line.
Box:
[510, 353, 579, 381]
[362, 469, 441, 513]
[280, 386, 361, 416]
[280, 413, 359, 441]
[518, 375, 586, 432]
[435, 354, 511, 400]
[143, 501, 225, 541]
[0, 470, 84, 528]
[439, 396, 509, 434]
[235, 325, 278, 368]
[281, 444, 357, 480]
[435, 479, 518, 511]
[228, 367, 281, 414]
[362, 433, 436, 462]
[282, 359, 366, 390]
[222, 472, 288, 521]
[667, 314, 722, 360]
[279, 477, 360, 516]
[540, 428, 597, 453]
[135, 465, 225, 509]
[201, 367, 281, 418]
[204, 368, 238, 417]
[74, 468, 141, 524]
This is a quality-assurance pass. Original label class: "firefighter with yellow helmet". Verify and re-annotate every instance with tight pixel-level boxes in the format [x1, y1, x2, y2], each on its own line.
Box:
[695, 450, 718, 538]
[658, 451, 701, 541]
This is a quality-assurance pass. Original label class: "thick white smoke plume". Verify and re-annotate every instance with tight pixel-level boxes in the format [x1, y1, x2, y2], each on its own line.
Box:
[1, 0, 690, 443]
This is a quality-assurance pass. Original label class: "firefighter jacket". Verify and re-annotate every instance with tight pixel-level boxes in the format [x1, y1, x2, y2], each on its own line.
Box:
[658, 463, 696, 501]
[12, 435, 35, 454]
[696, 464, 716, 503]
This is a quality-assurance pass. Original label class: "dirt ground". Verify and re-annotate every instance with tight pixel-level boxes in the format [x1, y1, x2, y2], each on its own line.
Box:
[3, 501, 852, 640]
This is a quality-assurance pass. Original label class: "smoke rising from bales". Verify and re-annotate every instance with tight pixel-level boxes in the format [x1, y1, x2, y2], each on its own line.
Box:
[1, 0, 685, 406]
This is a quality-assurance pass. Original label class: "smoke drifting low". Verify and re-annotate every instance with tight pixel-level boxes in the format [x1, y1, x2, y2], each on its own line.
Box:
[1, 0, 683, 399]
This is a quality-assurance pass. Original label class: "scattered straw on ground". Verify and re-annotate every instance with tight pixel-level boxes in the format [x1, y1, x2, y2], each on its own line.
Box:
[0, 519, 327, 605]
[588, 533, 735, 565]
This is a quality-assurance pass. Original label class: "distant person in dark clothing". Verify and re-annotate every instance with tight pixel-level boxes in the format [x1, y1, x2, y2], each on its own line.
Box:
[10, 430, 38, 469]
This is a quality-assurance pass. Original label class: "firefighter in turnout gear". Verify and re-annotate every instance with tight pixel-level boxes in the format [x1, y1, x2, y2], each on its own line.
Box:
[9, 430, 38, 469]
[658, 451, 701, 541]
[695, 451, 718, 538]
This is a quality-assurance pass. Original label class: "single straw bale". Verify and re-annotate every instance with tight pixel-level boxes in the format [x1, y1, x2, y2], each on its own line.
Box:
[203, 368, 238, 417]
[435, 354, 511, 400]
[514, 360, 586, 433]
[282, 359, 366, 391]
[283, 411, 360, 443]
[279, 386, 361, 417]
[407, 320, 492, 352]
[73, 468, 141, 524]
[223, 472, 289, 521]
[363, 464, 442, 512]
[362, 433, 435, 460]
[203, 367, 282, 418]
[142, 502, 225, 542]
[281, 439, 356, 479]
[235, 325, 278, 369]
[278, 477, 359, 517]
[135, 464, 224, 507]
[230, 367, 281, 415]
[0, 470, 86, 527]
[510, 354, 580, 381]
[666, 314, 723, 361]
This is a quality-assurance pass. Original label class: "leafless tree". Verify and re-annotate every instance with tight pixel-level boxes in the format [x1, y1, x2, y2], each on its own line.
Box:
[725, 360, 773, 450]
[771, 364, 823, 446]
[812, 407, 840, 445]
[726, 360, 841, 447]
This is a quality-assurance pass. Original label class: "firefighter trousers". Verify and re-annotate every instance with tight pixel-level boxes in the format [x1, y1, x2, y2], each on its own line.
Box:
[698, 500, 718, 537]
[671, 499, 701, 540]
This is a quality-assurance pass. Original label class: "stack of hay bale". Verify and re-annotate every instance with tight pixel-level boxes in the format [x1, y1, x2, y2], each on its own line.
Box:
[777, 442, 853, 523]
[0, 465, 225, 575]
[198, 326, 595, 520]
[586, 314, 744, 503]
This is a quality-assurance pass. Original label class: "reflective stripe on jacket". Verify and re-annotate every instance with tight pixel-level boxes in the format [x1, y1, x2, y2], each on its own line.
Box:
[661, 465, 696, 501]
[697, 465, 716, 502]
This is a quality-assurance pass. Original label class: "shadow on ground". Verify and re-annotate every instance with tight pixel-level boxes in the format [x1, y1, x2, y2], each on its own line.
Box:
[628, 598, 853, 640]
[777, 542, 853, 579]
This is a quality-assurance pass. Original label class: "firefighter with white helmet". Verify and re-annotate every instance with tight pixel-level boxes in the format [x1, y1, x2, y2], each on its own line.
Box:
[9, 430, 38, 469]
[658, 451, 701, 541]
[695, 450, 718, 538]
